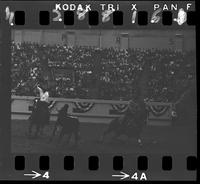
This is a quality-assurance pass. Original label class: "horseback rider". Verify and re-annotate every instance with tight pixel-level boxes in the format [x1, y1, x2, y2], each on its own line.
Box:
[37, 82, 49, 101]
[57, 104, 70, 126]
[50, 103, 80, 144]
[28, 83, 55, 137]
[49, 104, 69, 141]
[36, 82, 55, 108]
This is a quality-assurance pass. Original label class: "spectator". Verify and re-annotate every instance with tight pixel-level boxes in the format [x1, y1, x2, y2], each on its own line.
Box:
[11, 42, 196, 101]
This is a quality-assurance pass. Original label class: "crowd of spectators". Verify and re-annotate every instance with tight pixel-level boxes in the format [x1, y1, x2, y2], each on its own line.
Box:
[11, 42, 195, 102]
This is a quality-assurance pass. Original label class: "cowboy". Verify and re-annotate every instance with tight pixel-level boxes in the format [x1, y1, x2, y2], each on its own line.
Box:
[34, 84, 55, 126]
[57, 104, 69, 126]
[28, 83, 55, 137]
[50, 103, 80, 144]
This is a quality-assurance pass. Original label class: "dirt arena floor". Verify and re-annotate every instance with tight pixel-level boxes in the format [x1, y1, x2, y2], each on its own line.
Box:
[10, 120, 197, 180]
[12, 120, 196, 154]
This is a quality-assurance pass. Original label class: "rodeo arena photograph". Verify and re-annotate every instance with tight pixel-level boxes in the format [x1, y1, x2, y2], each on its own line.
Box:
[11, 29, 196, 156]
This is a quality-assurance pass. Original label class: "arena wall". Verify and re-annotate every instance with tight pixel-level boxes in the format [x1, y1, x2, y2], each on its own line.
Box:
[12, 29, 195, 51]
[11, 95, 173, 126]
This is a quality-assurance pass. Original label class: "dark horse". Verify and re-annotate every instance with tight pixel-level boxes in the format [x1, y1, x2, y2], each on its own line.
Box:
[100, 102, 147, 144]
[49, 104, 80, 145]
[172, 80, 197, 127]
[28, 98, 53, 138]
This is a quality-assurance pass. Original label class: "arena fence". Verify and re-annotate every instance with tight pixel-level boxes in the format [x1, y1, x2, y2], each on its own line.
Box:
[11, 95, 173, 126]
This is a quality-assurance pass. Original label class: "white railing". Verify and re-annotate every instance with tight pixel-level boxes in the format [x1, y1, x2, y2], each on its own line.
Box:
[11, 95, 173, 125]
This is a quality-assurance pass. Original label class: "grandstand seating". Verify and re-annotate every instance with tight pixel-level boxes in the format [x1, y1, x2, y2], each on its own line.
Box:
[11, 42, 195, 102]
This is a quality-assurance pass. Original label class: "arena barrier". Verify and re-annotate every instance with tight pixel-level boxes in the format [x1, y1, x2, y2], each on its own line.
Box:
[11, 95, 173, 125]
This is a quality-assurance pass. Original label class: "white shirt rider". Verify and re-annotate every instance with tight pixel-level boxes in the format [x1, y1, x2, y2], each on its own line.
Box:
[37, 85, 49, 103]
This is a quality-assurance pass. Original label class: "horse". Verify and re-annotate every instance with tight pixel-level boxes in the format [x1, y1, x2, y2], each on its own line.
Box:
[28, 98, 54, 138]
[100, 107, 147, 144]
[49, 104, 80, 145]
[172, 81, 197, 127]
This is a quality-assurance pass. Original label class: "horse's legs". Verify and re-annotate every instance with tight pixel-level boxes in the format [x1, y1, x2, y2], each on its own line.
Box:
[32, 125, 40, 138]
[100, 126, 112, 142]
[100, 131, 107, 142]
[58, 129, 65, 143]
[28, 122, 34, 137]
[39, 125, 45, 137]
[136, 132, 143, 146]
[49, 124, 58, 142]
[131, 127, 143, 145]
[111, 131, 121, 141]
[74, 131, 80, 145]
[65, 133, 72, 144]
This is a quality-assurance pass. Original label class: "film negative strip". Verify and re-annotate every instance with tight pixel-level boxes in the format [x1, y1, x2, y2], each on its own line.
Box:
[0, 0, 198, 181]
